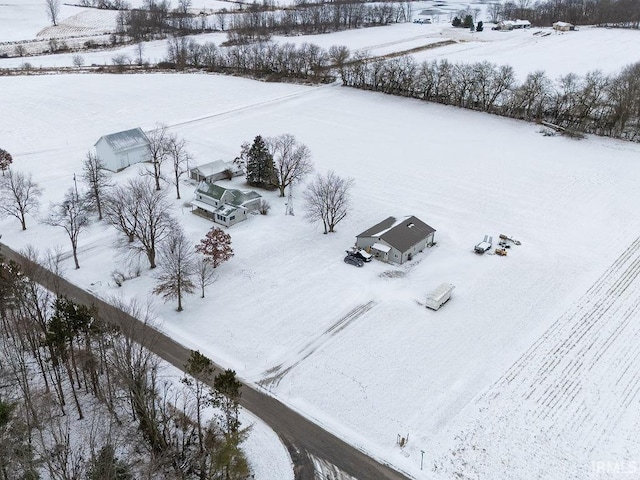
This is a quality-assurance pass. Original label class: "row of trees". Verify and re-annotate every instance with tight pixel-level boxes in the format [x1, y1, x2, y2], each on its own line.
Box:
[0, 248, 249, 478]
[225, 0, 412, 43]
[491, 0, 640, 28]
[165, 37, 348, 82]
[115, 0, 410, 43]
[341, 56, 640, 141]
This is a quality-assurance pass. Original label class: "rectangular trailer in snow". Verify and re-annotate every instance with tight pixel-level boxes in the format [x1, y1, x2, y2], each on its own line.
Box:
[425, 283, 455, 310]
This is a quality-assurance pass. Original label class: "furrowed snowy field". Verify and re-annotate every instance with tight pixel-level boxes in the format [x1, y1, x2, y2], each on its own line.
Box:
[2, 71, 640, 479]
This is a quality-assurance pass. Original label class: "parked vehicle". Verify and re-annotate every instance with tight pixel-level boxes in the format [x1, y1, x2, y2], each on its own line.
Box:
[474, 235, 493, 254]
[346, 247, 372, 262]
[344, 254, 364, 267]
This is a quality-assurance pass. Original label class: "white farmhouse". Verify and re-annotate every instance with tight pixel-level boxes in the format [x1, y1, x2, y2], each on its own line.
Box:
[191, 181, 261, 227]
[94, 128, 150, 172]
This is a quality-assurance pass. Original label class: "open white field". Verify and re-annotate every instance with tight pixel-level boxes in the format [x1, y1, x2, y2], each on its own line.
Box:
[2, 73, 640, 477]
[0, 0, 89, 42]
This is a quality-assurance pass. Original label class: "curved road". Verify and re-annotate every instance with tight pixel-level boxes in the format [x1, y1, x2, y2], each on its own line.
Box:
[1, 242, 412, 480]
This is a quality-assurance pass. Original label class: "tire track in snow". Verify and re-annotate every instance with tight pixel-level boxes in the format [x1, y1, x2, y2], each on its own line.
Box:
[258, 301, 376, 391]
[165, 82, 339, 131]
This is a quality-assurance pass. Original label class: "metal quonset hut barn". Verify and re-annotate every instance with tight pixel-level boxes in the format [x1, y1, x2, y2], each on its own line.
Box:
[94, 128, 150, 172]
[355, 216, 436, 264]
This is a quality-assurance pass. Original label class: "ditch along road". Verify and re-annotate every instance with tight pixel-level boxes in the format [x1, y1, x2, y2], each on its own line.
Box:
[0, 242, 411, 480]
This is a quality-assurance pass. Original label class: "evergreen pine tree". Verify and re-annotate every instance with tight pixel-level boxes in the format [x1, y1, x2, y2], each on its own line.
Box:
[245, 135, 276, 188]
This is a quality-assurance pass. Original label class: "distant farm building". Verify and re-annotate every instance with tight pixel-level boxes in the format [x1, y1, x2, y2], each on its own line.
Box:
[495, 19, 531, 30]
[191, 181, 261, 227]
[94, 128, 150, 172]
[190, 160, 243, 183]
[355, 216, 436, 264]
[553, 21, 575, 31]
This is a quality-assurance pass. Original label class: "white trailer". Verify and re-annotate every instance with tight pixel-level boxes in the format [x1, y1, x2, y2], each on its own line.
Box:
[425, 283, 455, 310]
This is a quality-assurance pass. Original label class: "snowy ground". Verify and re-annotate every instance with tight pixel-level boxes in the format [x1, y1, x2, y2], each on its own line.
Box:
[4, 15, 640, 84]
[2, 71, 640, 478]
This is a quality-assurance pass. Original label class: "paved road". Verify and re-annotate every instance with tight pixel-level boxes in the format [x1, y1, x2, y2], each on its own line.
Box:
[1, 243, 412, 480]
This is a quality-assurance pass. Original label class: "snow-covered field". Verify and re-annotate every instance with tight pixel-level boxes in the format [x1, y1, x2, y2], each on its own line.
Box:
[3, 0, 640, 477]
[4, 12, 640, 84]
[2, 70, 640, 479]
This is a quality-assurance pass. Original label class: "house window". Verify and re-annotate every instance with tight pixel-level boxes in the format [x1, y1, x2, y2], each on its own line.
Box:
[230, 215, 235, 221]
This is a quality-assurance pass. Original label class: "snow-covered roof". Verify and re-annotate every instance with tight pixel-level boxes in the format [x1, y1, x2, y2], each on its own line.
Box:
[358, 216, 436, 253]
[191, 160, 232, 177]
[427, 283, 455, 303]
[371, 242, 391, 253]
[553, 21, 574, 27]
[95, 127, 149, 152]
[195, 181, 261, 207]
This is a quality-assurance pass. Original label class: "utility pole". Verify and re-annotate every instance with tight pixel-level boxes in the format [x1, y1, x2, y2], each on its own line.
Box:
[73, 173, 79, 202]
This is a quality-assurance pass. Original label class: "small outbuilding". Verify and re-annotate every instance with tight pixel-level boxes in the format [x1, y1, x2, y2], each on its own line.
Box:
[553, 21, 575, 31]
[191, 181, 261, 227]
[425, 283, 455, 310]
[190, 160, 244, 183]
[94, 128, 150, 172]
[355, 216, 436, 264]
[495, 19, 531, 30]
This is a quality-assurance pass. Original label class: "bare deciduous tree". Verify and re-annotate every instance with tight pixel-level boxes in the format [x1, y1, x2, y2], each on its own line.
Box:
[0, 169, 42, 230]
[72, 54, 84, 67]
[81, 152, 111, 220]
[153, 228, 196, 311]
[44, 188, 91, 269]
[0, 148, 13, 175]
[133, 179, 176, 269]
[103, 180, 140, 243]
[303, 171, 354, 234]
[166, 134, 191, 199]
[195, 255, 217, 298]
[45, 0, 61, 26]
[268, 133, 314, 197]
[145, 124, 170, 191]
[104, 178, 175, 268]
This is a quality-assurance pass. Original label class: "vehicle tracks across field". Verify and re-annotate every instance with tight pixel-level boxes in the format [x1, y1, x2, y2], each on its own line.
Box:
[259, 301, 376, 390]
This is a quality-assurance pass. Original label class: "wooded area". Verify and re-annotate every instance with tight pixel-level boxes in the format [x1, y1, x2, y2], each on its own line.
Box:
[0, 247, 249, 480]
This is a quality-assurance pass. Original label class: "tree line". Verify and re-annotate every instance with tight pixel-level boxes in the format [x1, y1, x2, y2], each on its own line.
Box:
[340, 56, 640, 142]
[164, 38, 348, 82]
[114, 0, 410, 42]
[492, 0, 640, 28]
[0, 247, 249, 479]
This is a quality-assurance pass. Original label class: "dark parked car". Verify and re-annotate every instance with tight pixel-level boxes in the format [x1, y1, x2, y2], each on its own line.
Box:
[344, 254, 364, 267]
[346, 247, 372, 262]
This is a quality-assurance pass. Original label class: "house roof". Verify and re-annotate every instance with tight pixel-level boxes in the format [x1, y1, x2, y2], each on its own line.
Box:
[95, 128, 149, 152]
[358, 216, 436, 253]
[195, 181, 261, 207]
[191, 160, 230, 178]
[553, 21, 573, 27]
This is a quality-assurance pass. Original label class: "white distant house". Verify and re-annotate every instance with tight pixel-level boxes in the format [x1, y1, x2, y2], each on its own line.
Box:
[189, 160, 243, 183]
[553, 21, 575, 31]
[94, 128, 150, 172]
[496, 19, 531, 30]
[191, 181, 261, 227]
[355, 216, 436, 264]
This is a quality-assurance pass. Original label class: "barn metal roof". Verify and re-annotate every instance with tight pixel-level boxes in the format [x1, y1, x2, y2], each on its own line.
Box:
[357, 216, 436, 253]
[95, 128, 150, 152]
